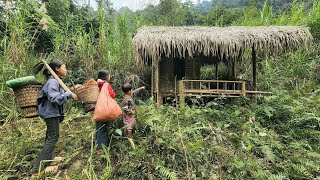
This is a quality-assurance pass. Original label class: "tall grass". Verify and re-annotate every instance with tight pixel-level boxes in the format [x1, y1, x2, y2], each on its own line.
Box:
[237, 0, 320, 27]
[0, 0, 320, 179]
[0, 2, 42, 121]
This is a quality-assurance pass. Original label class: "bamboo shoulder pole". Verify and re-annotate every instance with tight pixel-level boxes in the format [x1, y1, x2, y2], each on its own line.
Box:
[41, 59, 71, 93]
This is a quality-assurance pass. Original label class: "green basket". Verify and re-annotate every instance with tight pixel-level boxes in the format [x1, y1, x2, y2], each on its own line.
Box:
[6, 76, 41, 89]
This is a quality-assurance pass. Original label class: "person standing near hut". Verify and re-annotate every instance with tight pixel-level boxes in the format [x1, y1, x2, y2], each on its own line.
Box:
[95, 69, 116, 155]
[121, 83, 145, 137]
[32, 61, 78, 176]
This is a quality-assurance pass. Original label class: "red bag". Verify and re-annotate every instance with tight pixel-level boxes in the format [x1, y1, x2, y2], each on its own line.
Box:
[93, 83, 122, 122]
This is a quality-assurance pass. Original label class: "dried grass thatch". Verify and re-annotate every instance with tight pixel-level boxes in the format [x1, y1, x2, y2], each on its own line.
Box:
[132, 26, 313, 64]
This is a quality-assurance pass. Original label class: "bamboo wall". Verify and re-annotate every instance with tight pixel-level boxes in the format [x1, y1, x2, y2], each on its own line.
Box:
[159, 57, 175, 95]
[185, 57, 201, 89]
[158, 57, 201, 96]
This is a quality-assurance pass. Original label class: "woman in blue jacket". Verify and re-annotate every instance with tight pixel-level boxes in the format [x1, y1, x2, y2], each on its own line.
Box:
[32, 61, 77, 175]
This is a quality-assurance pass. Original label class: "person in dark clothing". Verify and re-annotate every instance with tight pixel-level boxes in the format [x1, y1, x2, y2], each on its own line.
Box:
[95, 69, 116, 155]
[32, 61, 77, 176]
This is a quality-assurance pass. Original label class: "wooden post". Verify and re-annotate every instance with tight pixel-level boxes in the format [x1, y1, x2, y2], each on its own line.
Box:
[215, 62, 218, 89]
[192, 58, 195, 79]
[151, 62, 155, 103]
[232, 60, 236, 80]
[241, 81, 246, 97]
[156, 60, 161, 105]
[179, 80, 185, 109]
[152, 59, 160, 106]
[215, 62, 218, 80]
[252, 44, 257, 102]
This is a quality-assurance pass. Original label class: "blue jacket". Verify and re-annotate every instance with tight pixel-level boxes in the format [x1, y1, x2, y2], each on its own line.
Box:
[37, 78, 72, 119]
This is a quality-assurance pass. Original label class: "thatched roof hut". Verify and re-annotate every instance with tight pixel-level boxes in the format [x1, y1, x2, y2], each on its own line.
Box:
[132, 26, 313, 105]
[132, 26, 313, 63]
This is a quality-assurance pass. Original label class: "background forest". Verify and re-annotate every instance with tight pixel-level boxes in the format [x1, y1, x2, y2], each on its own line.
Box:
[0, 0, 320, 179]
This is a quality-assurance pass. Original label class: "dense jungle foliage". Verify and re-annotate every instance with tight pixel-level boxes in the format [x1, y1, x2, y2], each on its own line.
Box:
[0, 0, 320, 179]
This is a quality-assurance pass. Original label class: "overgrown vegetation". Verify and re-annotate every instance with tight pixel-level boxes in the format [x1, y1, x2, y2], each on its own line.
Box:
[0, 0, 320, 179]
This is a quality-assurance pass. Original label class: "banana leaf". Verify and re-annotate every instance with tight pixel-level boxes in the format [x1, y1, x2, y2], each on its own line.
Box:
[6, 76, 41, 89]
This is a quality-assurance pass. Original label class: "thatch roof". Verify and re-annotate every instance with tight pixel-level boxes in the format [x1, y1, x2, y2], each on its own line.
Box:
[132, 26, 313, 64]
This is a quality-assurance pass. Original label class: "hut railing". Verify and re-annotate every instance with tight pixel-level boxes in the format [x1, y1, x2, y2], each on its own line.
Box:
[177, 80, 273, 108]
[178, 80, 246, 109]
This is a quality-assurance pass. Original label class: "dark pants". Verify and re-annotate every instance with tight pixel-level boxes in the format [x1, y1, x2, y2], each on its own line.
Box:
[95, 122, 110, 149]
[32, 117, 60, 173]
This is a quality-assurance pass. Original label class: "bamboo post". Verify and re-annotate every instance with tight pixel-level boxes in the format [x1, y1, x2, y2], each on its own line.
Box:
[41, 59, 71, 92]
[241, 81, 246, 97]
[156, 60, 161, 105]
[252, 45, 257, 102]
[232, 60, 236, 80]
[215, 62, 218, 89]
[179, 80, 185, 109]
[151, 64, 155, 103]
[152, 59, 160, 105]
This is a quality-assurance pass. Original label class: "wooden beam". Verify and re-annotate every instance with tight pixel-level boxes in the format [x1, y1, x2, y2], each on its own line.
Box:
[175, 79, 244, 83]
[246, 91, 273, 94]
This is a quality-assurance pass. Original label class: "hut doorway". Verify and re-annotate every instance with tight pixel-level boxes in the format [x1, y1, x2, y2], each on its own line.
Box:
[174, 58, 185, 80]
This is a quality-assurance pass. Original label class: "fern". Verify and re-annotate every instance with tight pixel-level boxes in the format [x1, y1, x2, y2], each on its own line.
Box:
[252, 169, 269, 179]
[288, 163, 313, 179]
[299, 159, 320, 174]
[156, 165, 179, 180]
[268, 173, 287, 180]
[261, 145, 276, 162]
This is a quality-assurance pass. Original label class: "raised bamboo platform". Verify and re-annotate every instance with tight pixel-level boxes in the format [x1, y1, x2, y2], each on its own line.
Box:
[178, 80, 272, 108]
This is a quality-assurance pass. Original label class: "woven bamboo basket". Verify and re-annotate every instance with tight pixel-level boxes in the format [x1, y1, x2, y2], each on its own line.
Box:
[13, 85, 42, 118]
[20, 106, 39, 118]
[76, 84, 99, 112]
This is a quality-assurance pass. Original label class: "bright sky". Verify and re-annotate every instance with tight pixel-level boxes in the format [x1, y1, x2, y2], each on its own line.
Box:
[111, 0, 160, 11]
[78, 0, 202, 11]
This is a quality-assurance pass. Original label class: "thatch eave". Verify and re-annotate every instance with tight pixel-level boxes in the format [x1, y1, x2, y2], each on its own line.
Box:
[132, 26, 313, 64]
